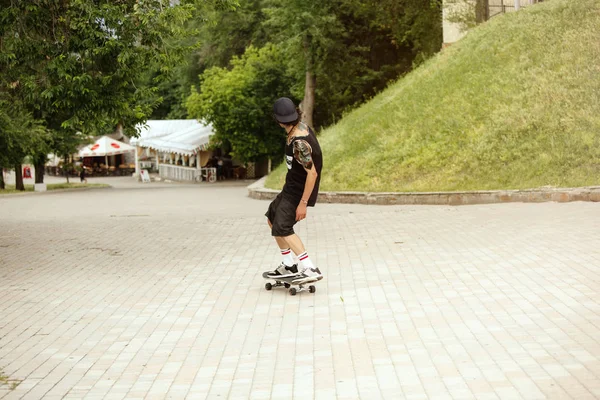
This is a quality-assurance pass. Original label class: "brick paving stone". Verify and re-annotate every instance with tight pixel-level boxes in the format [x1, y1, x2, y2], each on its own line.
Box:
[0, 183, 599, 399]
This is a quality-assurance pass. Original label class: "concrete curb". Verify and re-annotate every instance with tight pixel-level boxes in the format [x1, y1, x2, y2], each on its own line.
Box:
[0, 186, 111, 198]
[248, 177, 600, 206]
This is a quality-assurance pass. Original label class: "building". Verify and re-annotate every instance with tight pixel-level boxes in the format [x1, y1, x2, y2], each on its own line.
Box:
[131, 120, 216, 182]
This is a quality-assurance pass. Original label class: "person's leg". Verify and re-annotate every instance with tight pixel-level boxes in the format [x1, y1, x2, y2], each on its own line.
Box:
[264, 196, 298, 277]
[269, 198, 322, 283]
[267, 219, 288, 248]
[283, 233, 318, 273]
[281, 233, 305, 258]
[268, 219, 296, 267]
[270, 196, 319, 277]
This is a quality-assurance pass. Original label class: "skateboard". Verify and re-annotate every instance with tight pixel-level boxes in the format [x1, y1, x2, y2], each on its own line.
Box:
[262, 271, 320, 296]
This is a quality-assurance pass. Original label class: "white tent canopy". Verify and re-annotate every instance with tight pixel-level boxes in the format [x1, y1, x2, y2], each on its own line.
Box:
[132, 119, 214, 156]
[79, 136, 136, 157]
[131, 120, 202, 146]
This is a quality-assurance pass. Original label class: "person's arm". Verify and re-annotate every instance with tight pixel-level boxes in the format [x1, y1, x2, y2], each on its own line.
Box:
[293, 140, 318, 221]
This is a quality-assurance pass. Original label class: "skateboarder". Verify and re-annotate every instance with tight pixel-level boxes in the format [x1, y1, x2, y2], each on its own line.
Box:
[265, 97, 323, 284]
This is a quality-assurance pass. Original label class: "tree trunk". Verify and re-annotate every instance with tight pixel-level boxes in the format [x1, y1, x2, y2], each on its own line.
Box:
[15, 164, 25, 191]
[35, 161, 45, 184]
[0, 169, 5, 190]
[64, 155, 70, 184]
[302, 35, 316, 129]
[476, 0, 489, 23]
[303, 70, 316, 129]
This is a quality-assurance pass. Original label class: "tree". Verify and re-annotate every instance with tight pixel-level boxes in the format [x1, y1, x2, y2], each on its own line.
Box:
[186, 44, 296, 163]
[195, 0, 268, 69]
[156, 0, 442, 135]
[149, 0, 263, 120]
[263, 0, 343, 128]
[262, 0, 442, 128]
[0, 0, 223, 183]
[0, 100, 46, 190]
[51, 130, 92, 184]
[305, 0, 424, 125]
[373, 0, 443, 60]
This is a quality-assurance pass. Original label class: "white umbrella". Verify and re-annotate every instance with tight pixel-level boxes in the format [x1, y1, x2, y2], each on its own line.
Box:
[79, 136, 135, 166]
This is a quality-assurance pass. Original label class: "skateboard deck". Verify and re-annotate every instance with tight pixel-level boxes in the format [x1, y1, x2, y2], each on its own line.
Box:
[262, 271, 321, 296]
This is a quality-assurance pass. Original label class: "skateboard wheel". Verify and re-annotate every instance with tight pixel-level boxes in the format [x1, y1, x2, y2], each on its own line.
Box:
[309, 285, 316, 293]
[289, 288, 297, 296]
[265, 283, 273, 291]
[284, 283, 291, 289]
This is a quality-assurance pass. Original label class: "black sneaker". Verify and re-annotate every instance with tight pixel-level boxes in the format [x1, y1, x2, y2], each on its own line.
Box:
[264, 263, 299, 279]
[291, 267, 323, 284]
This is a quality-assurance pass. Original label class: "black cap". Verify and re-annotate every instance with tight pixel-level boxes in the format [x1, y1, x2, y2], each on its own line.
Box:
[273, 97, 298, 124]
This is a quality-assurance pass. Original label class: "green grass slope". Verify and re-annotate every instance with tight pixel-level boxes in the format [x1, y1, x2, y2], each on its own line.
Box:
[267, 0, 600, 192]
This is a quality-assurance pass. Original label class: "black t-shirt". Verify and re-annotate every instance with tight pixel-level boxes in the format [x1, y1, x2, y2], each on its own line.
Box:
[281, 123, 322, 206]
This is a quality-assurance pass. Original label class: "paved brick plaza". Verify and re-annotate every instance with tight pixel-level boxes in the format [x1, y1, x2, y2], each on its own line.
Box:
[1, 180, 599, 399]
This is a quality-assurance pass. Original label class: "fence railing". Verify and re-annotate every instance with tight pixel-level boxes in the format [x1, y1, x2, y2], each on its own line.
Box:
[488, 0, 543, 20]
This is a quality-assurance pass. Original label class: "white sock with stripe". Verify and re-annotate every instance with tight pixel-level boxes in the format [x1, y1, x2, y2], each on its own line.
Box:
[298, 251, 315, 271]
[281, 248, 295, 267]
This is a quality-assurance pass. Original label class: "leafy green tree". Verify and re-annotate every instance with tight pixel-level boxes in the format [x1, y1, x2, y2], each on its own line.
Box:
[262, 0, 442, 128]
[305, 0, 418, 125]
[375, 0, 443, 59]
[0, 101, 47, 190]
[262, 0, 343, 128]
[0, 0, 223, 183]
[51, 130, 94, 184]
[162, 0, 442, 133]
[196, 0, 268, 69]
[186, 44, 296, 163]
[150, 0, 262, 120]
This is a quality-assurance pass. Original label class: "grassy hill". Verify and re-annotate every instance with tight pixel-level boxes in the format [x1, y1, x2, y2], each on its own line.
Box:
[266, 0, 600, 192]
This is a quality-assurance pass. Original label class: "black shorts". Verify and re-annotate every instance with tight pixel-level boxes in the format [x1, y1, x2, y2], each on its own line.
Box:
[265, 193, 299, 237]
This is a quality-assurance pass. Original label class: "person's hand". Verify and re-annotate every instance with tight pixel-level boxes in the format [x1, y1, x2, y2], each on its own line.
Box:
[296, 203, 307, 221]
